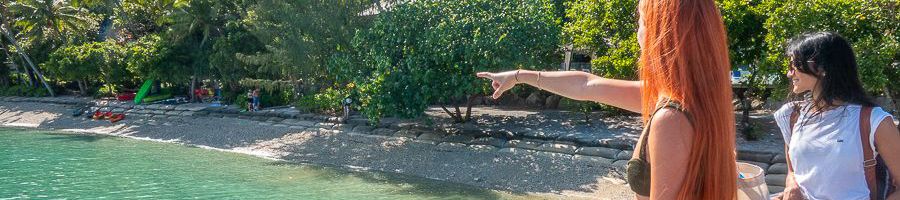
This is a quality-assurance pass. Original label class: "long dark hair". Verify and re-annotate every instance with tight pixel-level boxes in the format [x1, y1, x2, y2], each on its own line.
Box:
[785, 32, 877, 115]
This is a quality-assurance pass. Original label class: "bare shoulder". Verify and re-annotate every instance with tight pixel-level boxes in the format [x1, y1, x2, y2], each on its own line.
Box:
[876, 115, 897, 131]
[649, 108, 694, 136]
[875, 116, 899, 146]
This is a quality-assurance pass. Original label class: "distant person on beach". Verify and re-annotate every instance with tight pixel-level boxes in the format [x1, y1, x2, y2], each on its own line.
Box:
[252, 88, 261, 111]
[246, 89, 254, 112]
[477, 0, 737, 199]
[212, 81, 221, 101]
[772, 32, 900, 200]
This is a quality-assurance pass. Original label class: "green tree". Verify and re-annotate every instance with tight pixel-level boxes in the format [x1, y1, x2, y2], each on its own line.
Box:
[114, 0, 185, 38]
[718, 0, 770, 139]
[161, 0, 256, 100]
[240, 0, 373, 87]
[9, 0, 96, 44]
[42, 41, 130, 95]
[762, 0, 898, 110]
[563, 0, 639, 79]
[352, 0, 562, 123]
[7, 0, 95, 90]
[208, 21, 265, 90]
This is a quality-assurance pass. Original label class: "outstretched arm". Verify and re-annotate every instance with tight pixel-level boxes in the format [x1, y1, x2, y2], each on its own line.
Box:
[476, 70, 642, 113]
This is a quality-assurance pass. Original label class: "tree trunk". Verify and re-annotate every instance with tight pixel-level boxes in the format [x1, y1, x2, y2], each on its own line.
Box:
[453, 99, 463, 122]
[25, 66, 38, 87]
[77, 80, 87, 96]
[1, 25, 54, 96]
[190, 76, 197, 102]
[439, 104, 461, 122]
[464, 94, 477, 122]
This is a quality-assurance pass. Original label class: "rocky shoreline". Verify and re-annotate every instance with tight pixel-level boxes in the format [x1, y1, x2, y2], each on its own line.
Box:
[0, 96, 800, 198]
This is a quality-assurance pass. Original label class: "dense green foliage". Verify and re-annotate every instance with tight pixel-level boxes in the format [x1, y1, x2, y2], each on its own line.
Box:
[0, 0, 897, 122]
[347, 0, 562, 122]
[563, 0, 639, 79]
[762, 0, 898, 95]
[42, 41, 130, 94]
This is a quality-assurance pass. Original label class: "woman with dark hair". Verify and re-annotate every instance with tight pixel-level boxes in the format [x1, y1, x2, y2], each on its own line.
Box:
[774, 32, 900, 200]
[478, 0, 737, 199]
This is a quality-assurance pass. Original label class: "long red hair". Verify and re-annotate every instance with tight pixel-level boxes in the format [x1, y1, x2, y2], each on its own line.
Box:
[638, 0, 737, 199]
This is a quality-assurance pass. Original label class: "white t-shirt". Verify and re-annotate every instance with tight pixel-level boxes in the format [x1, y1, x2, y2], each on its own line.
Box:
[774, 102, 894, 200]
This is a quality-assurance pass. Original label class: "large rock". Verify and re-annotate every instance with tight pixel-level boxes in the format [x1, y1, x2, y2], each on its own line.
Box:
[572, 155, 615, 166]
[455, 123, 484, 136]
[772, 153, 787, 163]
[765, 174, 787, 187]
[507, 140, 543, 150]
[575, 147, 621, 159]
[611, 160, 629, 170]
[525, 92, 545, 108]
[602, 138, 634, 150]
[544, 95, 561, 109]
[616, 150, 634, 160]
[370, 128, 395, 136]
[768, 163, 788, 174]
[393, 129, 421, 138]
[768, 186, 785, 195]
[295, 120, 317, 127]
[497, 93, 524, 107]
[520, 129, 561, 140]
[347, 118, 370, 126]
[352, 125, 374, 133]
[538, 143, 577, 155]
[266, 117, 284, 123]
[738, 151, 774, 164]
[417, 132, 445, 141]
[468, 137, 507, 148]
[443, 134, 476, 144]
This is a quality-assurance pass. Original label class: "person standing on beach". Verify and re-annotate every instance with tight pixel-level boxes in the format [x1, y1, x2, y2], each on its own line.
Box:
[252, 88, 261, 111]
[772, 32, 900, 200]
[477, 0, 737, 199]
[246, 89, 254, 112]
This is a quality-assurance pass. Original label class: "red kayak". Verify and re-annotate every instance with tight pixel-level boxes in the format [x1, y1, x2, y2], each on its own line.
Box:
[109, 113, 125, 123]
[92, 111, 104, 120]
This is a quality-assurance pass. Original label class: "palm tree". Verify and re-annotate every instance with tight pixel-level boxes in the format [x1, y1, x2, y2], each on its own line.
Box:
[1, 0, 58, 95]
[8, 0, 95, 44]
[168, 0, 221, 101]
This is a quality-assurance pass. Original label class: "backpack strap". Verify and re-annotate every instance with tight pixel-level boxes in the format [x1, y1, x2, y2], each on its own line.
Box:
[787, 111, 799, 174]
[858, 106, 878, 200]
[781, 110, 806, 200]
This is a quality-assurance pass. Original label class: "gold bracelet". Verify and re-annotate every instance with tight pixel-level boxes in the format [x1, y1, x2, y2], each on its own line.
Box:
[515, 70, 520, 83]
[537, 71, 542, 89]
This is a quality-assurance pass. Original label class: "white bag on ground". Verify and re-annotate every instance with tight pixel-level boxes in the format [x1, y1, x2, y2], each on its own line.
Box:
[738, 162, 769, 200]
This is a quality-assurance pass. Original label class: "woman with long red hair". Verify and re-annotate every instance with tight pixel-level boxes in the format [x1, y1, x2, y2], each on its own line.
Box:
[476, 0, 736, 199]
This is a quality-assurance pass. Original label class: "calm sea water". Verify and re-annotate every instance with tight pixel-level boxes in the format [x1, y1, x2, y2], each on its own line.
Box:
[0, 128, 521, 199]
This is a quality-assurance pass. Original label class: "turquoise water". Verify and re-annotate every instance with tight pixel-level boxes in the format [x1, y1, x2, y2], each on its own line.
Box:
[0, 129, 519, 199]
